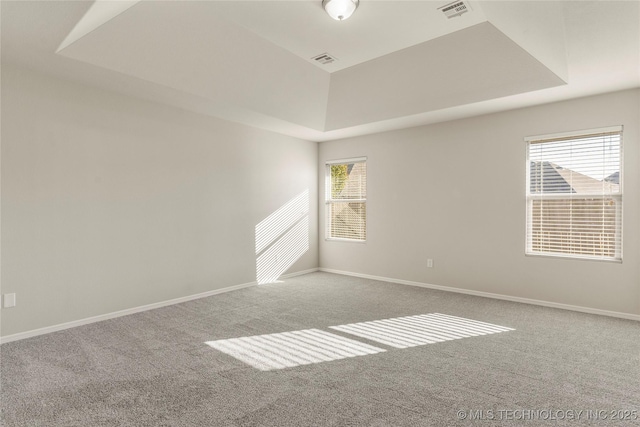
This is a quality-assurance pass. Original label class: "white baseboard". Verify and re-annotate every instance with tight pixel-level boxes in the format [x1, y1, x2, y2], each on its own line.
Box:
[280, 268, 319, 280]
[0, 268, 319, 344]
[319, 268, 640, 322]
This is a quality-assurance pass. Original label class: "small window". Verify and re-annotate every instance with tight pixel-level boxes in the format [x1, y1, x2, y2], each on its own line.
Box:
[525, 126, 623, 261]
[326, 158, 367, 241]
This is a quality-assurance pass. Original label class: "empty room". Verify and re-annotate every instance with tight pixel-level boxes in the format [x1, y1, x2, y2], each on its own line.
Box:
[1, 0, 639, 426]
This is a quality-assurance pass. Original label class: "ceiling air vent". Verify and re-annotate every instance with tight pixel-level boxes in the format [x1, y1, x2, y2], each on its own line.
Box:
[312, 53, 337, 65]
[438, 1, 470, 19]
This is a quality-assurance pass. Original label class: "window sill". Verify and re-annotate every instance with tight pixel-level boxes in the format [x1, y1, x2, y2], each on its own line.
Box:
[525, 252, 622, 263]
[325, 238, 367, 244]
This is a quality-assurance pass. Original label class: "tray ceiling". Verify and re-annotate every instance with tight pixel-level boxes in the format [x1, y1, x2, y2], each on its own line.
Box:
[2, 1, 639, 141]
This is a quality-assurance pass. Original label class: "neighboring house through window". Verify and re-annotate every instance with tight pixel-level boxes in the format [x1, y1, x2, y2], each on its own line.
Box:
[525, 126, 623, 261]
[326, 158, 367, 241]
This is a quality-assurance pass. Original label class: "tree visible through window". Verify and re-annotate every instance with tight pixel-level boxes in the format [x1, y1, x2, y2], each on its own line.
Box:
[326, 158, 366, 241]
[525, 127, 622, 261]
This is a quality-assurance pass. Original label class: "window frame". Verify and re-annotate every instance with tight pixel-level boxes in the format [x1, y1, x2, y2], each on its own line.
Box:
[524, 126, 623, 262]
[325, 157, 367, 242]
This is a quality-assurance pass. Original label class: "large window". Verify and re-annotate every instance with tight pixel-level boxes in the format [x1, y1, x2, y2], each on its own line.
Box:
[525, 126, 622, 261]
[326, 158, 367, 241]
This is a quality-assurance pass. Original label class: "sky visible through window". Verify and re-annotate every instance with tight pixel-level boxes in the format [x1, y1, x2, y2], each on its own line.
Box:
[529, 134, 620, 181]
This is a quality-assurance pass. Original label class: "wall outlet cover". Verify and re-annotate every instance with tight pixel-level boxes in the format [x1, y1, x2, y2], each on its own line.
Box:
[3, 293, 17, 308]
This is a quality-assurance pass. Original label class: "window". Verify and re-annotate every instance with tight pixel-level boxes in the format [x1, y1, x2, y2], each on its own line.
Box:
[326, 157, 366, 241]
[525, 126, 622, 261]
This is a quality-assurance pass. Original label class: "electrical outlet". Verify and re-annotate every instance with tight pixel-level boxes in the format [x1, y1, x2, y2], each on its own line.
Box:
[3, 293, 16, 308]
[427, 259, 434, 268]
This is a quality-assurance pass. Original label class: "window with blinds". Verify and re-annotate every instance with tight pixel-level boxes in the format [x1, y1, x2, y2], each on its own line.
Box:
[326, 158, 366, 241]
[525, 126, 622, 261]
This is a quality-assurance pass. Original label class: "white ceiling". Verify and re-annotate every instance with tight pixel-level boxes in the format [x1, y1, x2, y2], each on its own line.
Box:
[213, 0, 487, 72]
[2, 1, 639, 142]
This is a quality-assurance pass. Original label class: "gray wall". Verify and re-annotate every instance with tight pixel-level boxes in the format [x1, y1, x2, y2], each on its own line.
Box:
[319, 89, 640, 316]
[2, 64, 637, 340]
[1, 66, 319, 337]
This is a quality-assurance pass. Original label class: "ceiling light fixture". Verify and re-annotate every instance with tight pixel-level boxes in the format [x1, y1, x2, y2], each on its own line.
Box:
[322, 0, 359, 21]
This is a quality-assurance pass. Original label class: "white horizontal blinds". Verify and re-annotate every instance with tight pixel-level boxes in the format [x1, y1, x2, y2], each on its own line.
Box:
[526, 128, 622, 260]
[327, 160, 366, 240]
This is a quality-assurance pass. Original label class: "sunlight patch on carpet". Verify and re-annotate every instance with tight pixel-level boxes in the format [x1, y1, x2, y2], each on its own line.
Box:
[330, 313, 514, 349]
[206, 329, 385, 371]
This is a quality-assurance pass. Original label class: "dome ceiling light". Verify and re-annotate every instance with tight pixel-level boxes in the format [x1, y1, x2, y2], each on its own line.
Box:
[322, 0, 359, 21]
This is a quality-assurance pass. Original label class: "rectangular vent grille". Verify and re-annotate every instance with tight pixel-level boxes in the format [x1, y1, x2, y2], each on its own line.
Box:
[439, 1, 470, 19]
[312, 53, 337, 65]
